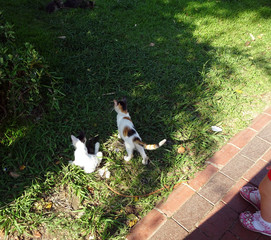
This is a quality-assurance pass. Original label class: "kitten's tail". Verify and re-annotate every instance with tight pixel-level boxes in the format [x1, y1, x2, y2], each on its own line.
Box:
[134, 138, 166, 150]
[94, 142, 100, 154]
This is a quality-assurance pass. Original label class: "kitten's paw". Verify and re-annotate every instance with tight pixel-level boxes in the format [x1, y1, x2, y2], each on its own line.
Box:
[96, 152, 103, 158]
[142, 158, 149, 165]
[84, 167, 95, 174]
[124, 156, 131, 162]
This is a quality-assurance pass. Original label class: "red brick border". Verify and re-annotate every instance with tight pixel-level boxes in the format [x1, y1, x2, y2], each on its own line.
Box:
[229, 128, 257, 149]
[208, 144, 239, 168]
[187, 164, 219, 191]
[249, 113, 271, 131]
[264, 106, 271, 116]
[126, 209, 166, 240]
[156, 184, 195, 217]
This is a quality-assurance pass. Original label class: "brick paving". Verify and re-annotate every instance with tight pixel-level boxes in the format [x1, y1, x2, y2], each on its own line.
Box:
[126, 107, 271, 240]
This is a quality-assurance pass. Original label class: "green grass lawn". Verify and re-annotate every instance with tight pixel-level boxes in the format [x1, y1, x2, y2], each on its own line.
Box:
[1, 0, 271, 239]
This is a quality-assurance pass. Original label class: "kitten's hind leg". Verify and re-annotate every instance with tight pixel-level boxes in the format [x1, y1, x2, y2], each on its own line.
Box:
[135, 144, 148, 165]
[96, 152, 103, 165]
[124, 142, 134, 162]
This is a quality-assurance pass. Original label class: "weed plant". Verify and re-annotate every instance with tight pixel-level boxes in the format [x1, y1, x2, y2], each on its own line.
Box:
[0, 12, 63, 120]
[0, 0, 271, 239]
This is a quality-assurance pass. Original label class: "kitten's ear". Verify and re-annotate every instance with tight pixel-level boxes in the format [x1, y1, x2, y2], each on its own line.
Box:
[71, 135, 79, 146]
[113, 99, 118, 107]
[122, 97, 127, 104]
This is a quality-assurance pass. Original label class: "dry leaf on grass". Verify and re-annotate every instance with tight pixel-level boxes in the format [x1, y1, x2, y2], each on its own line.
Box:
[87, 186, 94, 195]
[19, 165, 26, 171]
[127, 214, 138, 228]
[177, 146, 185, 154]
[0, 229, 5, 238]
[45, 202, 53, 210]
[33, 230, 42, 238]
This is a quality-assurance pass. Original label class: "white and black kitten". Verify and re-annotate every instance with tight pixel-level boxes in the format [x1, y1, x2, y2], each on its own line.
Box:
[69, 134, 102, 173]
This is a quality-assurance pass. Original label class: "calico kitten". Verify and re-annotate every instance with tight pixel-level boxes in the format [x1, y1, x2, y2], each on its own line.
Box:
[114, 97, 166, 165]
[69, 134, 102, 173]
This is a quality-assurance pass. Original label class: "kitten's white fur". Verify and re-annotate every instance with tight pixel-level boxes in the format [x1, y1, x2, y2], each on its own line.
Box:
[69, 135, 103, 173]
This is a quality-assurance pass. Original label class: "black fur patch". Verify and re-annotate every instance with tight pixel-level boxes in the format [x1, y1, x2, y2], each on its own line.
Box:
[86, 135, 99, 154]
[133, 136, 141, 142]
[127, 128, 136, 137]
[77, 131, 86, 143]
[77, 132, 99, 154]
[118, 101, 127, 111]
[117, 97, 127, 111]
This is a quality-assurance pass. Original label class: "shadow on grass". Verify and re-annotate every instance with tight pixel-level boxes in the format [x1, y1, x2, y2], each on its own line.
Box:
[0, 0, 271, 238]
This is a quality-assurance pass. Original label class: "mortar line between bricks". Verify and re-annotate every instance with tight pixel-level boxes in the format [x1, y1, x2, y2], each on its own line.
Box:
[146, 210, 168, 240]
[241, 153, 271, 183]
[183, 182, 197, 192]
[228, 142, 241, 150]
[153, 207, 167, 217]
[243, 136, 271, 162]
[241, 176, 256, 185]
[239, 151, 271, 165]
[171, 216, 190, 233]
[251, 114, 271, 130]
[206, 161, 223, 170]
[261, 158, 270, 163]
[239, 153, 258, 162]
[263, 112, 271, 117]
[247, 126, 259, 132]
[218, 170, 238, 182]
[256, 135, 271, 145]
[236, 157, 266, 184]
[195, 192, 216, 206]
[260, 144, 271, 163]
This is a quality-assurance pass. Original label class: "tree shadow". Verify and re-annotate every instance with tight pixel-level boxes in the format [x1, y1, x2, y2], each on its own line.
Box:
[0, 0, 271, 238]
